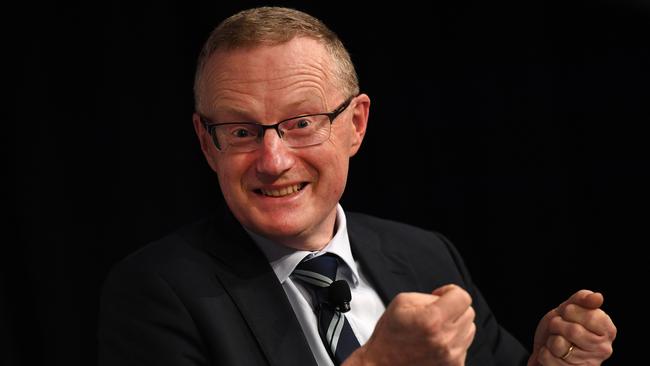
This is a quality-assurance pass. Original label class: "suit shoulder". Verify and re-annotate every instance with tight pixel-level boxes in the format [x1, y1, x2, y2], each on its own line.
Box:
[104, 216, 217, 286]
[345, 211, 461, 274]
[346, 211, 471, 293]
[346, 211, 447, 247]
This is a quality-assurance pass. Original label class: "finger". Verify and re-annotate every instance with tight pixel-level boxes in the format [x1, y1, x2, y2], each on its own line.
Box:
[545, 335, 574, 359]
[446, 307, 476, 362]
[583, 292, 604, 308]
[454, 307, 476, 349]
[560, 304, 616, 338]
[431, 283, 458, 297]
[537, 345, 571, 365]
[387, 292, 441, 332]
[539, 342, 586, 365]
[395, 292, 440, 306]
[430, 285, 472, 322]
[458, 318, 476, 356]
[558, 290, 602, 312]
[547, 314, 603, 351]
[389, 292, 439, 320]
[464, 319, 476, 346]
[455, 304, 475, 326]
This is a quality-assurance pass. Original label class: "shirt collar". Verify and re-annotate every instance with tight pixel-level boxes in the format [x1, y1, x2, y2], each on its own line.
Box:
[247, 204, 360, 286]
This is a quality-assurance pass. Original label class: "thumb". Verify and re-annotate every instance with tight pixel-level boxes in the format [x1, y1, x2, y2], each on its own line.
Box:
[582, 291, 604, 308]
[431, 284, 458, 297]
[559, 290, 603, 314]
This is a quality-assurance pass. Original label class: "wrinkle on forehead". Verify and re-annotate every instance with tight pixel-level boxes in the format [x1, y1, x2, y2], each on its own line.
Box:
[207, 87, 328, 123]
[198, 38, 340, 118]
[206, 76, 329, 113]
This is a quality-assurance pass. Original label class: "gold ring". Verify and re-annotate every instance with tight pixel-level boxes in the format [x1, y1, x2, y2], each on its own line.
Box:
[561, 344, 575, 360]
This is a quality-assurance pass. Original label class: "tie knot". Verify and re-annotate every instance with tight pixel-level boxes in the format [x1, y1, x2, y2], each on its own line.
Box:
[293, 254, 339, 288]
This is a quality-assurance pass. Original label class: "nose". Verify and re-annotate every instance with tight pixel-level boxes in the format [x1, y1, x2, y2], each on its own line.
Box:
[255, 128, 295, 178]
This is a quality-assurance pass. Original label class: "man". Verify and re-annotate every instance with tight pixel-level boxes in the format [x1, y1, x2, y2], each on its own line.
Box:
[98, 7, 616, 366]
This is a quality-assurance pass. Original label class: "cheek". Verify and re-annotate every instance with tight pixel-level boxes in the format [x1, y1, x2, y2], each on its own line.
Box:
[313, 144, 350, 191]
[214, 156, 248, 193]
[330, 122, 356, 157]
[333, 158, 350, 192]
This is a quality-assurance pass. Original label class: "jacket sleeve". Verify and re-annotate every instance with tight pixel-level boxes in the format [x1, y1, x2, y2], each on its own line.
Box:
[97, 258, 208, 366]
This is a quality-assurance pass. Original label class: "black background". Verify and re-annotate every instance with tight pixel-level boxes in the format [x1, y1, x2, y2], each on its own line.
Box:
[7, 1, 648, 364]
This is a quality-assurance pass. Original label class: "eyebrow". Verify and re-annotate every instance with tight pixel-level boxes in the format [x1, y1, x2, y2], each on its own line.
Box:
[283, 98, 324, 113]
[213, 98, 325, 123]
[214, 107, 254, 122]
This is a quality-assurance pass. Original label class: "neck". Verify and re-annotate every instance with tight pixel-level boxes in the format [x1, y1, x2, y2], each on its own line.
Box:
[260, 207, 338, 252]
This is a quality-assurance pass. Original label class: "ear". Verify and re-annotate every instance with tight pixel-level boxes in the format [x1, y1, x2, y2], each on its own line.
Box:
[348, 93, 370, 157]
[192, 112, 219, 172]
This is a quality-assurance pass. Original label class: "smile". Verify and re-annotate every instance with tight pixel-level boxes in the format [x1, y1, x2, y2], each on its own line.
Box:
[256, 183, 307, 197]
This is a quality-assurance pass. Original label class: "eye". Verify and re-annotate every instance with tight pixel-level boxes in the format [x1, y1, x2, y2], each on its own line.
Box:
[225, 125, 258, 139]
[284, 117, 316, 130]
[233, 128, 251, 138]
[296, 119, 311, 128]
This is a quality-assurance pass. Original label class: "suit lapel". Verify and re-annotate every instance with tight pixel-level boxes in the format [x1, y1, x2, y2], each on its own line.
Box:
[195, 210, 423, 364]
[347, 214, 420, 304]
[200, 213, 317, 366]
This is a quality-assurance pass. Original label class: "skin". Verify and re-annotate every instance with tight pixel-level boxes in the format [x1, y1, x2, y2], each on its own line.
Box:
[193, 37, 369, 251]
[528, 290, 617, 366]
[346, 285, 476, 366]
[193, 36, 616, 366]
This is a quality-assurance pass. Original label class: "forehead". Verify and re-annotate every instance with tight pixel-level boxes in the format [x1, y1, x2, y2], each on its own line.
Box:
[200, 38, 341, 115]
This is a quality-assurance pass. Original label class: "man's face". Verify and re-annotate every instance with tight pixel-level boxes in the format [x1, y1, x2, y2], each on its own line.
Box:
[193, 37, 369, 250]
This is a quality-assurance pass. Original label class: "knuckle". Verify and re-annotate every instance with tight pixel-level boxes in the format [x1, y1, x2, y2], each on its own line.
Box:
[596, 342, 614, 357]
[544, 335, 564, 358]
[468, 322, 477, 340]
[607, 319, 618, 339]
[459, 286, 471, 299]
[550, 335, 564, 350]
[393, 293, 409, 307]
[548, 315, 564, 332]
[459, 289, 472, 305]
[610, 324, 618, 340]
[565, 303, 577, 315]
[537, 346, 552, 363]
[592, 308, 609, 323]
[544, 335, 553, 348]
[583, 309, 598, 324]
[566, 323, 583, 339]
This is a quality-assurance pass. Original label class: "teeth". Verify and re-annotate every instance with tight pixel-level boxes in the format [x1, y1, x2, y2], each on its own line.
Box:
[261, 184, 304, 197]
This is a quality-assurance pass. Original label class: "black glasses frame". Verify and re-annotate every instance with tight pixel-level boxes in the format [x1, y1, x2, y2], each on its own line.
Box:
[199, 97, 354, 151]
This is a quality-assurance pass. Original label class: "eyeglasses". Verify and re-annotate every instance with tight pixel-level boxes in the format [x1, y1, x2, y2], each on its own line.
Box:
[199, 97, 353, 153]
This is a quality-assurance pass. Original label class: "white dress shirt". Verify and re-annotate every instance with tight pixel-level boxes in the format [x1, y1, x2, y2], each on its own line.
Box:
[248, 204, 386, 366]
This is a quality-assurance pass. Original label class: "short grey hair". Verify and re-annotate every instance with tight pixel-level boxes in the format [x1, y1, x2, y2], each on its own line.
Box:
[193, 7, 359, 112]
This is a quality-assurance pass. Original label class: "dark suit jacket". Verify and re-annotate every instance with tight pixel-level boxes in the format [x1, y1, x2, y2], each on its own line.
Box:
[98, 211, 529, 365]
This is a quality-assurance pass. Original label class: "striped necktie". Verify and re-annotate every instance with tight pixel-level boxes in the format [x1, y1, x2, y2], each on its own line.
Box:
[292, 254, 361, 365]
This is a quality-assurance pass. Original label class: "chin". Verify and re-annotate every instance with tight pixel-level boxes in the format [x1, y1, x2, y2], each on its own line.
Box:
[249, 218, 307, 239]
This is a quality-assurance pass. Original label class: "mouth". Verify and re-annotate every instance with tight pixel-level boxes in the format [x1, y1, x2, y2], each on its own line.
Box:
[254, 182, 308, 198]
